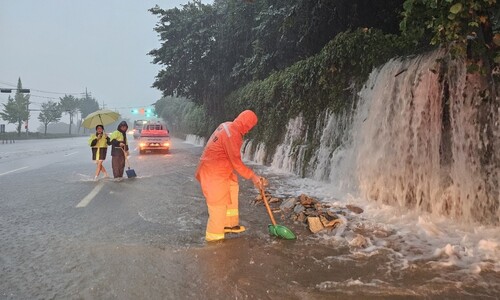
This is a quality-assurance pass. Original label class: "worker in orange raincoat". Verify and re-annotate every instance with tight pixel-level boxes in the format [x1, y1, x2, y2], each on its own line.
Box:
[195, 110, 262, 242]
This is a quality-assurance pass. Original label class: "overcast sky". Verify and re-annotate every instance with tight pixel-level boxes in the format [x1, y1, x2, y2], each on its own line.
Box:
[0, 0, 207, 131]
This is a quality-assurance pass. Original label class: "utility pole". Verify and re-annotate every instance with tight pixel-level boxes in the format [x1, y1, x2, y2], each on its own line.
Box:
[26, 100, 29, 137]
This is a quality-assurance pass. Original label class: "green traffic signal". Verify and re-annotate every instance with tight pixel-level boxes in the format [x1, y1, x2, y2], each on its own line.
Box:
[131, 108, 155, 116]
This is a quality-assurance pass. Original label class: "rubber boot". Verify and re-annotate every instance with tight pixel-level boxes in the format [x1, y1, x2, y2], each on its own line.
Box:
[224, 225, 246, 233]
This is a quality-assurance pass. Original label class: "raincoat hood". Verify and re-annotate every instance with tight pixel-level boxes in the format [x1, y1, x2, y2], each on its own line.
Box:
[117, 121, 128, 132]
[232, 110, 257, 135]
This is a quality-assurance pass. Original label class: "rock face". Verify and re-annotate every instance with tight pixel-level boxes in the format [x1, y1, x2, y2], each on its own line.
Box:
[254, 192, 363, 235]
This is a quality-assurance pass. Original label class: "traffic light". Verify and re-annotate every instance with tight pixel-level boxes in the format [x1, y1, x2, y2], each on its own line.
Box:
[131, 107, 154, 116]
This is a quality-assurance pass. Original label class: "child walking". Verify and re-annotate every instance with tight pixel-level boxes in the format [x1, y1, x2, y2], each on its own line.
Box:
[88, 124, 110, 180]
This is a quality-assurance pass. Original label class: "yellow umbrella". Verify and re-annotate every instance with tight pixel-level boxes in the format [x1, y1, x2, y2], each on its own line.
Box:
[82, 109, 121, 129]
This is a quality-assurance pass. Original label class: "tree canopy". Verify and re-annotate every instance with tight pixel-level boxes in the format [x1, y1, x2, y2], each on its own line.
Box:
[59, 95, 80, 135]
[0, 78, 30, 135]
[38, 101, 62, 135]
[78, 91, 100, 119]
[401, 0, 500, 72]
[149, 0, 404, 123]
[150, 0, 500, 137]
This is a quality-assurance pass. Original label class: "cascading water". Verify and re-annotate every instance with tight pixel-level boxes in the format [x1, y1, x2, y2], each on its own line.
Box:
[185, 134, 206, 147]
[242, 140, 267, 165]
[266, 50, 499, 225]
[353, 51, 499, 224]
[270, 116, 309, 175]
[349, 52, 447, 215]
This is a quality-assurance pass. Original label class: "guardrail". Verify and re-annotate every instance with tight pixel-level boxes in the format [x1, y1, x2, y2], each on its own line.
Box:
[0, 132, 88, 142]
[0, 133, 15, 144]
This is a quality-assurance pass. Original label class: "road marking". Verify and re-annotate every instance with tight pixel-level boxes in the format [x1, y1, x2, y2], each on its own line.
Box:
[65, 152, 78, 156]
[0, 166, 29, 176]
[76, 182, 104, 208]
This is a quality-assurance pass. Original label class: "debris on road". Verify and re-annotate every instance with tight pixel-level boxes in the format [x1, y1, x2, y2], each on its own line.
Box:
[253, 192, 364, 235]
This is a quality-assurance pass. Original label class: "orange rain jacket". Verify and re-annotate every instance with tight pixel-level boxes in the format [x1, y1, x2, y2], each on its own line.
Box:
[195, 110, 258, 205]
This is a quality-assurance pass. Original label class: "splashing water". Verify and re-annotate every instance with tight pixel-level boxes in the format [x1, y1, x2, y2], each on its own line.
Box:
[187, 50, 500, 294]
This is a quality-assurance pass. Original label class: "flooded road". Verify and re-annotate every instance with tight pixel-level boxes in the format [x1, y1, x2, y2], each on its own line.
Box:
[0, 137, 498, 299]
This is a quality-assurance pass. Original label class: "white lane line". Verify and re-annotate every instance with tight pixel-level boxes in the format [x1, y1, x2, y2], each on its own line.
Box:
[65, 152, 79, 156]
[0, 166, 29, 176]
[76, 182, 104, 208]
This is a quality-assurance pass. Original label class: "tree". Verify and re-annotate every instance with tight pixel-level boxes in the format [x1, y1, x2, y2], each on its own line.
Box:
[0, 78, 30, 136]
[149, 0, 404, 124]
[154, 96, 208, 135]
[400, 0, 500, 100]
[400, 0, 500, 60]
[78, 92, 99, 119]
[236, 0, 403, 82]
[38, 101, 62, 135]
[59, 94, 79, 135]
[149, 2, 219, 113]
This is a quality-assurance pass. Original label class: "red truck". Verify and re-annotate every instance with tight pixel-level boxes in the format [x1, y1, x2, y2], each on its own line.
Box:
[138, 122, 170, 154]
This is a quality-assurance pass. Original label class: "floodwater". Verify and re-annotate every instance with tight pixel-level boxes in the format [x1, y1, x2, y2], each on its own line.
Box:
[0, 137, 498, 299]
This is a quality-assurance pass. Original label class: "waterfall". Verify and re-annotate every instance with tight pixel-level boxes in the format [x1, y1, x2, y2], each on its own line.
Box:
[266, 50, 499, 224]
[352, 52, 448, 215]
[253, 142, 267, 165]
[185, 134, 206, 146]
[242, 140, 267, 165]
[270, 115, 309, 175]
[242, 140, 254, 162]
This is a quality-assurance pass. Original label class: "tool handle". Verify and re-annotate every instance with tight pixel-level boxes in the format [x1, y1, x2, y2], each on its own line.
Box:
[259, 186, 277, 226]
[119, 147, 131, 168]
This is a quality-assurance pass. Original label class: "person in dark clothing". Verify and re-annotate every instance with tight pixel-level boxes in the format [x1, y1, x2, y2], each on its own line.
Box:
[109, 121, 129, 178]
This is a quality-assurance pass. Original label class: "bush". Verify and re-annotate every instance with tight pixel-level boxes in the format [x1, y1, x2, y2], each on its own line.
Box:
[223, 28, 413, 161]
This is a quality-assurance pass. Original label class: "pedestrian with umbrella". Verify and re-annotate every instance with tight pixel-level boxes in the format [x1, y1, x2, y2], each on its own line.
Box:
[82, 109, 121, 130]
[82, 109, 121, 180]
[88, 124, 110, 180]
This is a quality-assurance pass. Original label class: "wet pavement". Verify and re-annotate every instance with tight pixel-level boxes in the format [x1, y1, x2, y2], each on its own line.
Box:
[0, 137, 498, 299]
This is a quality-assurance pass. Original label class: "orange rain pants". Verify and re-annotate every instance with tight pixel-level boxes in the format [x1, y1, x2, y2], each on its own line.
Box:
[195, 110, 258, 242]
[205, 176, 240, 241]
